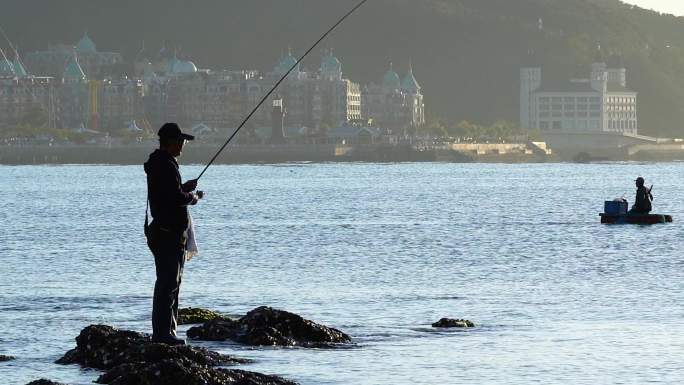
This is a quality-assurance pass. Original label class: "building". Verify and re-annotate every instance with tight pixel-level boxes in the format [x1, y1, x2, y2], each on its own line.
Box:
[0, 48, 142, 132]
[267, 49, 362, 128]
[24, 33, 123, 78]
[142, 48, 365, 132]
[362, 62, 425, 133]
[520, 53, 638, 134]
[0, 52, 56, 129]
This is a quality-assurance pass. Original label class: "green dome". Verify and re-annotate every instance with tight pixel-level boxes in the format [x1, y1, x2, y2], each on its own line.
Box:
[401, 65, 420, 92]
[63, 54, 86, 81]
[383, 63, 400, 89]
[173, 60, 198, 73]
[76, 33, 96, 52]
[321, 49, 341, 73]
[0, 58, 15, 77]
[274, 48, 300, 75]
[13, 53, 27, 77]
[166, 55, 180, 73]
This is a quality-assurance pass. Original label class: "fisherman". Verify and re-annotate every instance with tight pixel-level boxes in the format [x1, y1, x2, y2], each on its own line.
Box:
[144, 122, 203, 345]
[628, 176, 652, 215]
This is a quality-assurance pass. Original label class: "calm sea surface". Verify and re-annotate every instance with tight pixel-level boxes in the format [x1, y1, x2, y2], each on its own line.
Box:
[1, 162, 684, 385]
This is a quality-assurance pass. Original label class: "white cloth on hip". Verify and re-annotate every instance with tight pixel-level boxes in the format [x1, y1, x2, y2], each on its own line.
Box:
[185, 213, 198, 261]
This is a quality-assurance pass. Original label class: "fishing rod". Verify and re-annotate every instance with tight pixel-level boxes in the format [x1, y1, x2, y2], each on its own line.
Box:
[196, 0, 368, 180]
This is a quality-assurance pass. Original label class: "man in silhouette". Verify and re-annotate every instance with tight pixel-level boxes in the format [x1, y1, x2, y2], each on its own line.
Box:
[144, 122, 202, 345]
[629, 176, 652, 215]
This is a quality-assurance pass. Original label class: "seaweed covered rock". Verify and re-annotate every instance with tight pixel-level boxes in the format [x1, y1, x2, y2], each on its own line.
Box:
[25, 380, 67, 385]
[432, 318, 475, 328]
[0, 354, 15, 361]
[56, 325, 245, 369]
[57, 325, 298, 385]
[188, 306, 351, 347]
[179, 307, 231, 325]
[97, 359, 298, 385]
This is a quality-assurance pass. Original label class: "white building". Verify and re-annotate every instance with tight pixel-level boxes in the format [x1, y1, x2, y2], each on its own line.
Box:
[520, 54, 637, 135]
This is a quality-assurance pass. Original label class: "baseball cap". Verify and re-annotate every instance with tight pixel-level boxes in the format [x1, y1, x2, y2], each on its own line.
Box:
[158, 122, 195, 141]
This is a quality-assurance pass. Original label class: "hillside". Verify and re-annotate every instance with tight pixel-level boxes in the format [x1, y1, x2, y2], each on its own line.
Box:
[3, 0, 684, 136]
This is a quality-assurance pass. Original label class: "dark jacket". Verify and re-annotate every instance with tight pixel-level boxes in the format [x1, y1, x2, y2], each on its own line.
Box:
[144, 149, 195, 233]
[632, 185, 652, 214]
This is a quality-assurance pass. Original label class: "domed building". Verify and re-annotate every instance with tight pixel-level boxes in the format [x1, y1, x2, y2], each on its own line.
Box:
[320, 49, 342, 81]
[362, 61, 425, 131]
[382, 63, 401, 90]
[24, 32, 122, 78]
[62, 54, 87, 83]
[265, 47, 361, 130]
[172, 59, 198, 74]
[401, 63, 421, 94]
[0, 57, 15, 78]
[75, 33, 96, 53]
[273, 48, 301, 79]
[12, 52, 28, 78]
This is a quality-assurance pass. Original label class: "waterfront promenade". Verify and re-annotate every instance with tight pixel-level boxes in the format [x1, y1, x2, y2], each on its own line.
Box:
[0, 141, 556, 164]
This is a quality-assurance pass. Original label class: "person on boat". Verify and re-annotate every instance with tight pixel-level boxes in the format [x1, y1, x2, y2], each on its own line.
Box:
[144, 123, 203, 345]
[628, 176, 652, 214]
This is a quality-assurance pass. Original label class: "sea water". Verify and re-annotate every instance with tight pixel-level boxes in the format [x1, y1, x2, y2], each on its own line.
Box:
[1, 162, 683, 385]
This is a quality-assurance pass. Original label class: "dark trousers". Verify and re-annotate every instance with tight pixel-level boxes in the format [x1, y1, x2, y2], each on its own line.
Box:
[147, 225, 187, 338]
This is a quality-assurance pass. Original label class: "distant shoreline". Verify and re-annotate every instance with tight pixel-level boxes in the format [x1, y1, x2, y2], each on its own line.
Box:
[0, 143, 550, 165]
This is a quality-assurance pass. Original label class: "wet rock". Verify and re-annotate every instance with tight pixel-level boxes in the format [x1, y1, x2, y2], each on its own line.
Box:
[432, 318, 475, 328]
[25, 380, 67, 385]
[97, 359, 298, 385]
[188, 306, 351, 347]
[179, 307, 231, 325]
[56, 325, 246, 370]
[0, 354, 15, 361]
[58, 325, 298, 385]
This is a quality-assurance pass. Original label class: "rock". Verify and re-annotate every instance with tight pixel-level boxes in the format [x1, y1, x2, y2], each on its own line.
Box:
[188, 306, 351, 348]
[56, 325, 246, 370]
[25, 380, 67, 385]
[58, 325, 298, 385]
[179, 307, 231, 325]
[97, 359, 298, 385]
[431, 318, 475, 328]
[0, 354, 15, 361]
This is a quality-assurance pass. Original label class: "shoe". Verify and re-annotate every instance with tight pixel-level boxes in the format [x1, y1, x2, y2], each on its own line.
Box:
[152, 334, 186, 346]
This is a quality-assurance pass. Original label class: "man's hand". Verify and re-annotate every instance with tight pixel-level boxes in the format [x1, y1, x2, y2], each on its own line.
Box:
[182, 179, 198, 192]
[190, 191, 204, 205]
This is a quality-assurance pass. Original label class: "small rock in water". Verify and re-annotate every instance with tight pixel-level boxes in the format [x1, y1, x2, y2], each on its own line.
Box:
[178, 307, 231, 325]
[0, 354, 15, 361]
[25, 380, 67, 385]
[187, 306, 352, 348]
[432, 318, 475, 328]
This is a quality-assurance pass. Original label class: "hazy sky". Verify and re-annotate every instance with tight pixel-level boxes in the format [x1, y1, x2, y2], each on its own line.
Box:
[625, 0, 684, 16]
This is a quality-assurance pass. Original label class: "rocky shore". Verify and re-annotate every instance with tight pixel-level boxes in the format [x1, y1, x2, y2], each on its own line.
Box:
[22, 307, 475, 384]
[55, 324, 296, 385]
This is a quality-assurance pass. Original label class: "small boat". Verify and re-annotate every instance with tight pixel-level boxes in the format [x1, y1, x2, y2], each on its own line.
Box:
[600, 213, 673, 224]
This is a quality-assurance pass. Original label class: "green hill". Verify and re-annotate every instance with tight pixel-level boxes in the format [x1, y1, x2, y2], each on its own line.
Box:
[3, 0, 684, 136]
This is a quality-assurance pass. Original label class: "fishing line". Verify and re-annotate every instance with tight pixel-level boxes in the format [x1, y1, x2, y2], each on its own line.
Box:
[196, 0, 368, 180]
